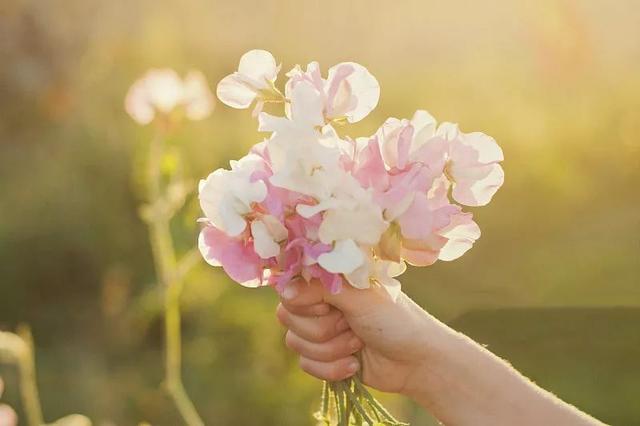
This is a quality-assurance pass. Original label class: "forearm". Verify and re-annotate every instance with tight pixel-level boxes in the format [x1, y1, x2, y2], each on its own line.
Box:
[401, 303, 603, 426]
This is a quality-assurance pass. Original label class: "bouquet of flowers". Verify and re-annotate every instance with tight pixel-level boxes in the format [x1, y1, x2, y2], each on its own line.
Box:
[198, 49, 504, 425]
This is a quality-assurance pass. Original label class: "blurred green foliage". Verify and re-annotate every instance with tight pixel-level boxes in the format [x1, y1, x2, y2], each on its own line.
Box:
[0, 0, 638, 424]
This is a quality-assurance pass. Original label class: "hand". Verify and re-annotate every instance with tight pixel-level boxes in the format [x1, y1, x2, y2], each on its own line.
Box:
[275, 278, 432, 396]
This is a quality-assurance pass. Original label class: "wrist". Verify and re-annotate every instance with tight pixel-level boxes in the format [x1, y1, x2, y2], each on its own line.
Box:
[395, 298, 462, 405]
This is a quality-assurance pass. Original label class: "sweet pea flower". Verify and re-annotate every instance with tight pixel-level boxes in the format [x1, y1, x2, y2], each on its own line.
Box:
[439, 123, 505, 206]
[345, 253, 407, 300]
[198, 153, 268, 236]
[200, 50, 503, 296]
[216, 49, 282, 115]
[125, 69, 214, 124]
[285, 60, 380, 124]
[198, 225, 267, 287]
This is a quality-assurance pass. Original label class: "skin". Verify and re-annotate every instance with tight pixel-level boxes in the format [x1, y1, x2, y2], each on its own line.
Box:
[276, 278, 605, 426]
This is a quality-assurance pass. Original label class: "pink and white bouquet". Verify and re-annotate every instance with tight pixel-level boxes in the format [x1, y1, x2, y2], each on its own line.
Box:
[198, 49, 504, 424]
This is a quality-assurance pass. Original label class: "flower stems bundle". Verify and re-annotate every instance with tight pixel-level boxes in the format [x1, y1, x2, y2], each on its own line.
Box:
[315, 377, 408, 426]
[199, 50, 504, 424]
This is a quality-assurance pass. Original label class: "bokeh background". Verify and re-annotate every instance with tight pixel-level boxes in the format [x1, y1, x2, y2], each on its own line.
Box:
[1, 0, 639, 424]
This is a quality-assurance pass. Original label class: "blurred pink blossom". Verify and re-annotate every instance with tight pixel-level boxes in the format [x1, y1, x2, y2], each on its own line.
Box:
[125, 69, 214, 125]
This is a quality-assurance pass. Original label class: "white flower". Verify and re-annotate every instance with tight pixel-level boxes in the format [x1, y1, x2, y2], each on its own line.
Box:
[216, 49, 281, 113]
[198, 154, 267, 236]
[125, 69, 214, 124]
[285, 61, 380, 124]
[317, 239, 364, 274]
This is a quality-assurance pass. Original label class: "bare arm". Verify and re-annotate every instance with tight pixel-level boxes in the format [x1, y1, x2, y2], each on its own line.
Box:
[276, 279, 605, 426]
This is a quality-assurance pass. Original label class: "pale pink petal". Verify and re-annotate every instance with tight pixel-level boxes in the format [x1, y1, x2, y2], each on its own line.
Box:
[448, 131, 504, 206]
[238, 49, 279, 87]
[401, 244, 441, 266]
[327, 62, 380, 123]
[410, 110, 437, 147]
[182, 70, 214, 120]
[462, 132, 504, 164]
[144, 69, 184, 113]
[353, 137, 389, 192]
[216, 74, 257, 109]
[198, 231, 221, 266]
[438, 212, 481, 261]
[378, 118, 406, 169]
[199, 227, 265, 287]
[317, 239, 365, 274]
[125, 80, 155, 124]
[398, 192, 458, 240]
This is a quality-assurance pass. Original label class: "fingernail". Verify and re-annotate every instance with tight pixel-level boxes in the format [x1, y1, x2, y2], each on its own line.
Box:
[282, 284, 297, 301]
[349, 336, 362, 351]
[347, 360, 360, 374]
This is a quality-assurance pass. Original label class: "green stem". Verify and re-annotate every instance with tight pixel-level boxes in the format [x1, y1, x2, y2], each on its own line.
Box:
[16, 325, 44, 426]
[342, 379, 374, 425]
[146, 132, 203, 426]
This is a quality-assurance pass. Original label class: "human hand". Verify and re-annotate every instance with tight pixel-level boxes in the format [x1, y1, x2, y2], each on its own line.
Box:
[275, 278, 432, 396]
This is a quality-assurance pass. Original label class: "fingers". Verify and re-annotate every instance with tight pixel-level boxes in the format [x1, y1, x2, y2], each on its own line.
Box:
[279, 278, 330, 317]
[285, 329, 363, 362]
[282, 302, 332, 317]
[276, 303, 349, 342]
[299, 355, 360, 382]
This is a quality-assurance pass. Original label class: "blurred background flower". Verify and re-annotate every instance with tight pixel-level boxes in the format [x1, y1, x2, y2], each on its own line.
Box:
[0, 0, 638, 425]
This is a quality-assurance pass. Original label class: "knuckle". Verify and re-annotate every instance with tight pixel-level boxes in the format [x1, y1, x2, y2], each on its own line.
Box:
[275, 304, 288, 326]
[284, 330, 297, 351]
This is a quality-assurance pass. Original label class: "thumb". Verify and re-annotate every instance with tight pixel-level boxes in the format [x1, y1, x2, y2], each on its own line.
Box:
[323, 281, 396, 318]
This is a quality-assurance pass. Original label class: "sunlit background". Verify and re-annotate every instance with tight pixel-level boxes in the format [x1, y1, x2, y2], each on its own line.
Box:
[1, 0, 639, 424]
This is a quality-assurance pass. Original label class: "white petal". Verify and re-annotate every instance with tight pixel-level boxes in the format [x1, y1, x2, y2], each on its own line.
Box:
[318, 205, 388, 245]
[289, 81, 325, 127]
[238, 49, 279, 87]
[296, 198, 342, 218]
[216, 74, 257, 109]
[438, 214, 481, 261]
[318, 239, 365, 274]
[329, 62, 380, 123]
[452, 163, 504, 207]
[260, 214, 289, 241]
[463, 132, 504, 163]
[251, 220, 281, 259]
[410, 109, 437, 149]
[345, 260, 372, 289]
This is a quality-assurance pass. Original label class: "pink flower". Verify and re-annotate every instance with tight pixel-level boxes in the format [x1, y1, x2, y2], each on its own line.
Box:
[199, 50, 504, 296]
[198, 226, 268, 287]
[125, 69, 214, 124]
[439, 123, 505, 206]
